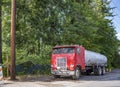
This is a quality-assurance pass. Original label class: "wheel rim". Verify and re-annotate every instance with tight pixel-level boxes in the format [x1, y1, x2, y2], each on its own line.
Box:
[76, 68, 80, 79]
[98, 67, 102, 75]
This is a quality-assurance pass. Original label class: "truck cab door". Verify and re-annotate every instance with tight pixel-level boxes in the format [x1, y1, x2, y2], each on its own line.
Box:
[76, 47, 85, 70]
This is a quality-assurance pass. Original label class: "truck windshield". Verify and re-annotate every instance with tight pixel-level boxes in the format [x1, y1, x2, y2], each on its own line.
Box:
[52, 47, 75, 54]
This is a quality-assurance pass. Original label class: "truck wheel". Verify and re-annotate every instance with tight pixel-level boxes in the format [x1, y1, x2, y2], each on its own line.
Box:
[72, 67, 80, 80]
[102, 67, 106, 75]
[97, 67, 102, 75]
[94, 67, 102, 75]
[54, 75, 60, 78]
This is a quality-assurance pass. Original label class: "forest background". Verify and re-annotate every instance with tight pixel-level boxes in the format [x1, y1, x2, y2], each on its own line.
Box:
[0, 0, 120, 75]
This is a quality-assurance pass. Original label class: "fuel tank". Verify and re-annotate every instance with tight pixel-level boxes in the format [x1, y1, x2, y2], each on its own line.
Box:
[85, 50, 107, 66]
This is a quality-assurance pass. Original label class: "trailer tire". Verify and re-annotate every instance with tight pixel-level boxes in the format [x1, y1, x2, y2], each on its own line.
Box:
[72, 67, 80, 80]
[102, 67, 106, 75]
[94, 66, 102, 75]
[97, 67, 102, 75]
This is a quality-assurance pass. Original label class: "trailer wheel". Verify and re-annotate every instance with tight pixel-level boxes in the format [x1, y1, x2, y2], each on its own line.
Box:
[72, 67, 80, 80]
[102, 67, 106, 75]
[97, 67, 102, 75]
[54, 75, 60, 78]
[94, 67, 102, 75]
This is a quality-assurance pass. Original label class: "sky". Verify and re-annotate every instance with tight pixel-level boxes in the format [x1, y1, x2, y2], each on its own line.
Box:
[110, 0, 120, 40]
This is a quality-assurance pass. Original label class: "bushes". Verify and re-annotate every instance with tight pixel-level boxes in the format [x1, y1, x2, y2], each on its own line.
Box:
[2, 44, 52, 76]
[16, 61, 51, 75]
[15, 45, 52, 75]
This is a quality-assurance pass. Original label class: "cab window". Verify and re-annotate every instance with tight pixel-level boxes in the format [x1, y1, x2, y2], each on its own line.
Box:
[52, 47, 75, 54]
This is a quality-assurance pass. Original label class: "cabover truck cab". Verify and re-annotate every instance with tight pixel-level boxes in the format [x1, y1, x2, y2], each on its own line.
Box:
[51, 45, 85, 79]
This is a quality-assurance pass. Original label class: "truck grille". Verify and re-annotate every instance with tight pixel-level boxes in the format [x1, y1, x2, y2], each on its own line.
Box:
[57, 58, 67, 70]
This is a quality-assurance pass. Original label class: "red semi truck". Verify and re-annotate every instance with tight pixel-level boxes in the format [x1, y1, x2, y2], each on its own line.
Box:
[51, 45, 107, 79]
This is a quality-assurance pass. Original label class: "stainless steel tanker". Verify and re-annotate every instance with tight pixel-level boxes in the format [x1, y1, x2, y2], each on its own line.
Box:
[85, 50, 107, 75]
[85, 50, 107, 66]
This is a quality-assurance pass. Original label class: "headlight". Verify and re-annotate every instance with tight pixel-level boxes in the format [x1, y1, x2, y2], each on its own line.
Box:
[69, 64, 75, 70]
[70, 64, 74, 68]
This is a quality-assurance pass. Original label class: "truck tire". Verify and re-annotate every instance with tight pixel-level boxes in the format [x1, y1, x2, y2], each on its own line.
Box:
[97, 67, 102, 75]
[102, 67, 106, 75]
[72, 67, 80, 80]
[54, 75, 60, 78]
[94, 66, 102, 75]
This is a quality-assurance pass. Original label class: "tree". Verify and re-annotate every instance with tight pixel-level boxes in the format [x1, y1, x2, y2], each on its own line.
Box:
[0, 0, 2, 64]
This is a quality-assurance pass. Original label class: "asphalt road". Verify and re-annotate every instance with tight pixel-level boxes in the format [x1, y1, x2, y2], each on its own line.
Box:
[1, 69, 120, 87]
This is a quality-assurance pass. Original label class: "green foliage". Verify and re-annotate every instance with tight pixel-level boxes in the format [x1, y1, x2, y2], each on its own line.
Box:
[1, 0, 120, 75]
[16, 44, 52, 65]
[113, 42, 120, 68]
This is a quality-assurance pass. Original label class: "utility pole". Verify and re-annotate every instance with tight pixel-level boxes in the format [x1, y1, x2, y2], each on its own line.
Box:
[0, 0, 2, 64]
[10, 0, 16, 80]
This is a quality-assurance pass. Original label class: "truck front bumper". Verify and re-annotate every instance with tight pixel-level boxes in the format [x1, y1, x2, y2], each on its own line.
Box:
[51, 70, 75, 76]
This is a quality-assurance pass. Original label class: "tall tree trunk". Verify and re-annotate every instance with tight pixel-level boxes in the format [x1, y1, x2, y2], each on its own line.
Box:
[0, 0, 2, 64]
[10, 0, 16, 80]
